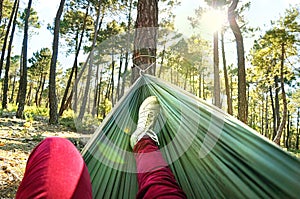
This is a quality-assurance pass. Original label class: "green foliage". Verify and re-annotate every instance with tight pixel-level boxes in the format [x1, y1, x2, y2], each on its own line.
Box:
[28, 48, 51, 76]
[59, 109, 76, 130]
[17, 7, 41, 34]
[24, 106, 48, 119]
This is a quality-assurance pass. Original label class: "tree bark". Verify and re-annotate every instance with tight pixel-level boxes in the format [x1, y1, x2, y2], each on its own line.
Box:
[16, 0, 32, 118]
[2, 0, 19, 109]
[131, 0, 158, 83]
[48, 0, 65, 124]
[228, 0, 247, 123]
[221, 31, 232, 114]
[273, 43, 287, 145]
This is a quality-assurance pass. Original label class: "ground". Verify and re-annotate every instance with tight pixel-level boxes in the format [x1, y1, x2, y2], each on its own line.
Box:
[0, 113, 91, 198]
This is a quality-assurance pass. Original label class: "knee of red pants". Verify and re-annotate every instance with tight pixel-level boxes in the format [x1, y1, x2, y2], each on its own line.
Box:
[16, 137, 92, 199]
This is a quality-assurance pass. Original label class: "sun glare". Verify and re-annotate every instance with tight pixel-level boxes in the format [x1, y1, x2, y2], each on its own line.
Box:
[201, 9, 227, 32]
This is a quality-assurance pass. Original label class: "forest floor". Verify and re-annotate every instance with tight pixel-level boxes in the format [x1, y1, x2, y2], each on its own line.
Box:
[0, 112, 92, 198]
[0, 111, 299, 198]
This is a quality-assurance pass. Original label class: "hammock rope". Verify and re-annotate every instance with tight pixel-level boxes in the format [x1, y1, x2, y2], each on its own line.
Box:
[82, 74, 300, 199]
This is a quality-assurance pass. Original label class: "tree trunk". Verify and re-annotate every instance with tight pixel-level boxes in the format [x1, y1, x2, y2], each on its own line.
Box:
[96, 69, 103, 117]
[131, 0, 158, 83]
[111, 51, 115, 106]
[273, 43, 287, 145]
[228, 0, 247, 123]
[77, 0, 101, 122]
[49, 0, 65, 124]
[221, 31, 232, 114]
[261, 91, 264, 135]
[285, 112, 290, 149]
[213, 30, 221, 108]
[92, 64, 99, 117]
[35, 73, 43, 106]
[116, 52, 123, 101]
[0, 0, 18, 79]
[9, 72, 16, 103]
[16, 0, 32, 118]
[265, 93, 269, 138]
[274, 75, 280, 130]
[38, 74, 46, 106]
[296, 108, 299, 150]
[26, 82, 33, 105]
[269, 86, 277, 139]
[2, 0, 19, 109]
[198, 69, 202, 98]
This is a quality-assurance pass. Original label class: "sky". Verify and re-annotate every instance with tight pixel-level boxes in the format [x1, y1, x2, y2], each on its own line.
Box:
[12, 0, 300, 70]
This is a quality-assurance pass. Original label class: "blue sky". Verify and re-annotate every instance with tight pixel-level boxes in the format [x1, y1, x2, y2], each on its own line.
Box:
[12, 0, 299, 70]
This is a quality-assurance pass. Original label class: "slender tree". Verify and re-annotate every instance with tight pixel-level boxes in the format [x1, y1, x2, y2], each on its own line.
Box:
[228, 0, 247, 123]
[0, 0, 18, 79]
[77, 0, 101, 122]
[2, 0, 19, 109]
[59, 5, 91, 116]
[16, 0, 32, 118]
[49, 0, 65, 124]
[221, 30, 232, 114]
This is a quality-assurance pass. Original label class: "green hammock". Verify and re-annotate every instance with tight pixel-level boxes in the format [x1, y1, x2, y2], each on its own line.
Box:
[82, 74, 300, 199]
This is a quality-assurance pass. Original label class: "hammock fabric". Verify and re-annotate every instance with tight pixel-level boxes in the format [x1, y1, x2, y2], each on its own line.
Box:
[82, 74, 300, 199]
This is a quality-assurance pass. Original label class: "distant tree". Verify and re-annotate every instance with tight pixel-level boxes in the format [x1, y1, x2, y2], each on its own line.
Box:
[250, 7, 299, 145]
[77, 0, 101, 122]
[16, 0, 32, 118]
[2, 0, 19, 109]
[49, 0, 66, 124]
[28, 48, 51, 107]
[9, 55, 19, 103]
[59, 2, 93, 116]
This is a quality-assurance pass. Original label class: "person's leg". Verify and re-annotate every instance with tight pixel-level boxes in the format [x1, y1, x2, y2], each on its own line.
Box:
[134, 137, 187, 199]
[130, 96, 186, 199]
[16, 137, 92, 199]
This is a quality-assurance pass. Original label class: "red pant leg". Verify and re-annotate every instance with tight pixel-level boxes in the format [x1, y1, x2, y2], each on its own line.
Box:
[16, 137, 92, 199]
[134, 137, 187, 199]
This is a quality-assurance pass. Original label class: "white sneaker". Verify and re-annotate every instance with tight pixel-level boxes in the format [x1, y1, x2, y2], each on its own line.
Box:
[130, 96, 161, 149]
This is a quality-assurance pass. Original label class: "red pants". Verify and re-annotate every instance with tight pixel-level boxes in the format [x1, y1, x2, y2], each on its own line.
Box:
[134, 138, 187, 199]
[17, 137, 186, 199]
[16, 137, 92, 199]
